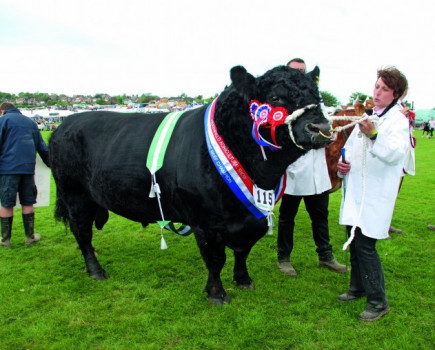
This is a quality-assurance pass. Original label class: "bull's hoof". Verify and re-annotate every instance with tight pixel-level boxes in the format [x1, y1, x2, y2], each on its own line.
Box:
[90, 273, 108, 281]
[233, 278, 254, 290]
[236, 282, 255, 290]
[89, 269, 109, 280]
[207, 295, 231, 305]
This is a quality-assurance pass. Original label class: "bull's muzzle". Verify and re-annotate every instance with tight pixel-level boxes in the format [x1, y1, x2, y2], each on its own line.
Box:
[306, 122, 334, 144]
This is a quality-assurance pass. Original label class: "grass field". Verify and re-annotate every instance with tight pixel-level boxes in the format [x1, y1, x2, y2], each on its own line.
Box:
[0, 129, 434, 349]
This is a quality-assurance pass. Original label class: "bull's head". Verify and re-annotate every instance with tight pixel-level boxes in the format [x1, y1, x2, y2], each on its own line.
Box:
[230, 65, 332, 152]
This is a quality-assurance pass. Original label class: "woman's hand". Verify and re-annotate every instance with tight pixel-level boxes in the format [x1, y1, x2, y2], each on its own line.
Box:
[337, 161, 351, 175]
[400, 106, 410, 117]
[359, 120, 376, 137]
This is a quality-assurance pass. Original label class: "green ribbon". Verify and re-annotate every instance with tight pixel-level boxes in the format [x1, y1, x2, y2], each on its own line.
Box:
[148, 112, 193, 237]
[146, 111, 185, 175]
[157, 221, 193, 236]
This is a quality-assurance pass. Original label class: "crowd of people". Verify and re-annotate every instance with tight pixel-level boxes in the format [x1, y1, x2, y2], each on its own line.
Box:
[0, 59, 432, 323]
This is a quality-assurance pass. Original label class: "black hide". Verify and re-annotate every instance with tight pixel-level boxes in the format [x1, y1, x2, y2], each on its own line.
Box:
[49, 65, 330, 304]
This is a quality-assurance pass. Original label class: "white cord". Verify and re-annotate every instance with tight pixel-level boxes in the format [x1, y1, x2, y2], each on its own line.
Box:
[328, 113, 380, 133]
[342, 136, 368, 250]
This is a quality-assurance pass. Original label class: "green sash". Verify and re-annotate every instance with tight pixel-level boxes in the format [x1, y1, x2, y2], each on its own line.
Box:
[146, 111, 193, 238]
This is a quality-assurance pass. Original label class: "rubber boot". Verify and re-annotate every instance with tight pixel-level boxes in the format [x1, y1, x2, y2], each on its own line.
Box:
[23, 213, 41, 245]
[1, 216, 13, 247]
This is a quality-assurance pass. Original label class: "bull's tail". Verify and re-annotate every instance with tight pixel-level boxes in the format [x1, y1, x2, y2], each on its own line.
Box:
[54, 191, 70, 226]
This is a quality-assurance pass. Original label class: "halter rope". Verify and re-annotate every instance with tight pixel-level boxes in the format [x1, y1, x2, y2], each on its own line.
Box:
[327, 114, 380, 133]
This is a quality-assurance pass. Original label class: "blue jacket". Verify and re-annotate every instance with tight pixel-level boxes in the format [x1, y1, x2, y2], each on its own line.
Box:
[0, 107, 50, 174]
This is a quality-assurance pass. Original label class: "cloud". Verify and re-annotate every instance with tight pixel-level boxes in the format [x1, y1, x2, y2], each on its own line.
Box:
[1, 0, 434, 108]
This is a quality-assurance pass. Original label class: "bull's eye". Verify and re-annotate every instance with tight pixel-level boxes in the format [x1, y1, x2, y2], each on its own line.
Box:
[271, 96, 281, 104]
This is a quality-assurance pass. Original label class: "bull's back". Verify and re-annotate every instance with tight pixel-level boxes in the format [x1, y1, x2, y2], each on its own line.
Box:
[49, 109, 210, 222]
[51, 111, 162, 164]
[50, 112, 164, 202]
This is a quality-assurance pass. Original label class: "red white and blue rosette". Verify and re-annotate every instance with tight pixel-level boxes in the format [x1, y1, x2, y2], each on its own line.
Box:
[249, 100, 288, 150]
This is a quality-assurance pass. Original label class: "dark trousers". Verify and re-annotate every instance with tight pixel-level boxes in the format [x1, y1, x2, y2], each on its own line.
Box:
[347, 226, 388, 309]
[277, 191, 332, 262]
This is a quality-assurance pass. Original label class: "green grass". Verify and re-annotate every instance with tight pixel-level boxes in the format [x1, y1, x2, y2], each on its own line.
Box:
[0, 130, 434, 349]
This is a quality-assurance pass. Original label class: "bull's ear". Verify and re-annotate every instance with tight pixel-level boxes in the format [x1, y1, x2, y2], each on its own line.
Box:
[230, 65, 255, 101]
[307, 66, 320, 86]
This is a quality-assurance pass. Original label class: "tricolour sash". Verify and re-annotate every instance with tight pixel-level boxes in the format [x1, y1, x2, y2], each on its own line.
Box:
[204, 98, 285, 220]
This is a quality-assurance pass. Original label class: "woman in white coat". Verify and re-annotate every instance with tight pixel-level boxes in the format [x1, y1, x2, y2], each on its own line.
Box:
[337, 66, 409, 322]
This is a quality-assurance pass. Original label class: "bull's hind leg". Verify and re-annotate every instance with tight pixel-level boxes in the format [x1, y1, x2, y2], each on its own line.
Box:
[68, 196, 108, 280]
[194, 229, 229, 305]
[233, 249, 254, 289]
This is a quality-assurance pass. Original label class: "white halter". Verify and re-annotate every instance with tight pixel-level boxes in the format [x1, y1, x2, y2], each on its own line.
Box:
[284, 104, 318, 150]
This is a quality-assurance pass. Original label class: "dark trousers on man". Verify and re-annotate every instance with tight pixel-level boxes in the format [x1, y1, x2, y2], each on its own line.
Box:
[277, 191, 332, 262]
[347, 226, 388, 310]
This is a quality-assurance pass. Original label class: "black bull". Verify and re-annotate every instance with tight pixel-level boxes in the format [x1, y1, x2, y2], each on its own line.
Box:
[49, 65, 331, 304]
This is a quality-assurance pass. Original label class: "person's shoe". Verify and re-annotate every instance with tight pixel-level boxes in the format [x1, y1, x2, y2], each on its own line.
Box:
[277, 261, 297, 276]
[337, 292, 365, 302]
[319, 258, 347, 273]
[427, 225, 435, 230]
[358, 306, 390, 322]
[0, 238, 11, 247]
[389, 226, 403, 234]
[25, 234, 41, 245]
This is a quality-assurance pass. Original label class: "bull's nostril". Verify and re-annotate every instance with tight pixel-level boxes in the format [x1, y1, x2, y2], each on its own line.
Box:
[307, 124, 319, 133]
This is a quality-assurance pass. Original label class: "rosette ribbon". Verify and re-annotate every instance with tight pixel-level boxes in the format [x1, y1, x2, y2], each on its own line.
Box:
[249, 100, 289, 151]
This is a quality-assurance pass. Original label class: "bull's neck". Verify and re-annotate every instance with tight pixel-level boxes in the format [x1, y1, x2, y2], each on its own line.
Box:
[214, 99, 305, 190]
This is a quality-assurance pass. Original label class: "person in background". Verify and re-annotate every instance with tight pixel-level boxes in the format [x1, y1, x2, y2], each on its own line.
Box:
[276, 58, 346, 276]
[286, 57, 306, 73]
[0, 102, 50, 247]
[429, 117, 435, 138]
[422, 122, 431, 137]
[337, 66, 409, 321]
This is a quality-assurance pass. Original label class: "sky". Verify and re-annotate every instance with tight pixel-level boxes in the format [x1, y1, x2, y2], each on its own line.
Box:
[1, 0, 435, 108]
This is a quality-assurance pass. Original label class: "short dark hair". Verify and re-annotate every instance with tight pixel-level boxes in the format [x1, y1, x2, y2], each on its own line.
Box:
[377, 66, 408, 100]
[0, 102, 15, 111]
[286, 57, 305, 66]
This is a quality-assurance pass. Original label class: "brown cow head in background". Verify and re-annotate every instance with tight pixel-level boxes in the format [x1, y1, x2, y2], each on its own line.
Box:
[326, 98, 373, 192]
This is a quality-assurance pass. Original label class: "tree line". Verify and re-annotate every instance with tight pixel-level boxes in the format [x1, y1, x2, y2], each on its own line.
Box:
[1, 90, 380, 109]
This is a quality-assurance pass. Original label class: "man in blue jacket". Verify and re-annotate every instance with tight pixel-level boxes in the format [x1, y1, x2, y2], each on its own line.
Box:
[0, 102, 50, 247]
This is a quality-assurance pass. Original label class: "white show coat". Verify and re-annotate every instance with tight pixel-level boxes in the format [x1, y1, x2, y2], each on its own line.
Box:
[339, 104, 409, 239]
[284, 148, 331, 196]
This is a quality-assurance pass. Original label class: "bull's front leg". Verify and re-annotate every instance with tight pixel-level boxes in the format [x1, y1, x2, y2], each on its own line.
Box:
[194, 230, 229, 305]
[233, 249, 254, 289]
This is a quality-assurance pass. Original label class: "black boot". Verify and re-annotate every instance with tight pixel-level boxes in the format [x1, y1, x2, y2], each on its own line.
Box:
[23, 213, 41, 245]
[1, 216, 13, 247]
